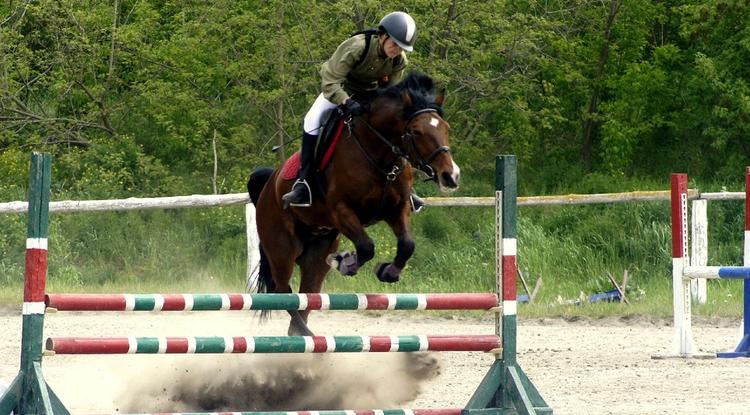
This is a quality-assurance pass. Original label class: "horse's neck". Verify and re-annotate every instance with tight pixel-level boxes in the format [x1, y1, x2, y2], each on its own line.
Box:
[347, 120, 403, 166]
[331, 120, 411, 192]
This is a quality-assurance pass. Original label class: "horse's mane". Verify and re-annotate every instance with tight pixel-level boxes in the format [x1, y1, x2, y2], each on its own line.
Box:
[379, 72, 444, 119]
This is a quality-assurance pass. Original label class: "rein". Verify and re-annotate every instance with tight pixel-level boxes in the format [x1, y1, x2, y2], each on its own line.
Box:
[346, 108, 451, 181]
[343, 107, 449, 224]
[346, 117, 406, 181]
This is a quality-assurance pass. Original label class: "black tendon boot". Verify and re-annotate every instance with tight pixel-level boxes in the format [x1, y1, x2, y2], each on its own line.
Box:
[282, 133, 318, 208]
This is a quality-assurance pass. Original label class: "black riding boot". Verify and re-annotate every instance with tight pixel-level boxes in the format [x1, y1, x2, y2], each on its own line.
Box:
[410, 189, 425, 213]
[282, 133, 318, 208]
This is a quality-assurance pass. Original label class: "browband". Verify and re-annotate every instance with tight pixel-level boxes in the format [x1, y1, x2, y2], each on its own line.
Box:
[406, 108, 438, 123]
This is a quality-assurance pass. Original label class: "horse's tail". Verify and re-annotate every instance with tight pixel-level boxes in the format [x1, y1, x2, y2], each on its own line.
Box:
[247, 167, 277, 296]
[247, 167, 274, 205]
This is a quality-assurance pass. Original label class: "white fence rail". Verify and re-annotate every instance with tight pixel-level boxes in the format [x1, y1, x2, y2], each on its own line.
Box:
[0, 194, 250, 214]
[1, 188, 743, 214]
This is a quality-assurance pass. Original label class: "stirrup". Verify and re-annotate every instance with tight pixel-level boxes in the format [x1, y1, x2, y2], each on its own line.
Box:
[410, 193, 425, 213]
[282, 179, 312, 208]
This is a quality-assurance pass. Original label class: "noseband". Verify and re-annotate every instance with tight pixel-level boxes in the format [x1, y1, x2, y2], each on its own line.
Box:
[348, 108, 451, 181]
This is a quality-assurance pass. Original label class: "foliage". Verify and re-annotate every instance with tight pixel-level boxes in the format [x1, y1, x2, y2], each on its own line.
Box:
[3, 0, 749, 194]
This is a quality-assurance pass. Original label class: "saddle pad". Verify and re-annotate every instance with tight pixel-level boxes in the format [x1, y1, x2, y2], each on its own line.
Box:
[281, 151, 301, 181]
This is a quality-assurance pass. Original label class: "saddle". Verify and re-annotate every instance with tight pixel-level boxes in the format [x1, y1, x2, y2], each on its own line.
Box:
[281, 108, 347, 200]
[281, 109, 346, 181]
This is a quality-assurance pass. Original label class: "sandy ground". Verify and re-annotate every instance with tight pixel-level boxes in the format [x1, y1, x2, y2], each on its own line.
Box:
[0, 310, 748, 415]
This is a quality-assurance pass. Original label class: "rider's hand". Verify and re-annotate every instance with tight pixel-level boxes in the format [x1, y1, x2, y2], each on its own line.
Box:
[342, 98, 364, 116]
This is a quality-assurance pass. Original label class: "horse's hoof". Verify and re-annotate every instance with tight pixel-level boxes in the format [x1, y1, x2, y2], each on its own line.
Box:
[327, 251, 359, 276]
[375, 262, 401, 283]
[288, 324, 314, 337]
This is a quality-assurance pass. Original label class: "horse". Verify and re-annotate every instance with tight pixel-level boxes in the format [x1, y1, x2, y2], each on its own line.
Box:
[247, 72, 460, 335]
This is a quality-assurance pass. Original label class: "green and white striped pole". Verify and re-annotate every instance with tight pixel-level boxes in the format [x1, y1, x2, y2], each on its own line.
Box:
[44, 292, 498, 312]
[45, 335, 501, 355]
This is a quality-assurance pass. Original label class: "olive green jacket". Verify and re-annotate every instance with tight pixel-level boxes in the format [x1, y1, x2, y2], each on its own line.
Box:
[320, 33, 408, 105]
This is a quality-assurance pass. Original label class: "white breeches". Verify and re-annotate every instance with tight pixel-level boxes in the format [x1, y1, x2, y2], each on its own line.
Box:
[303, 93, 338, 136]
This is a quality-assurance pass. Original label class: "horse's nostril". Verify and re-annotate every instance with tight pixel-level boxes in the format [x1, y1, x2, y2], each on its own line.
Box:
[442, 171, 458, 188]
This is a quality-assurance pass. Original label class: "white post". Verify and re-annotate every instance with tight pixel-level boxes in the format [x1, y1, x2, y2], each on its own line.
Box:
[671, 174, 696, 356]
[245, 203, 260, 293]
[740, 228, 749, 344]
[691, 199, 708, 304]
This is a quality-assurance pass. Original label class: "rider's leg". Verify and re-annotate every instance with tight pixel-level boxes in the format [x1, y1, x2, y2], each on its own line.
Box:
[282, 93, 337, 209]
[282, 132, 317, 207]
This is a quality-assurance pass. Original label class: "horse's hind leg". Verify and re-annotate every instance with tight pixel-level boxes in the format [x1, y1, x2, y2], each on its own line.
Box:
[275, 284, 315, 337]
[286, 307, 314, 337]
[261, 232, 310, 335]
[295, 232, 340, 333]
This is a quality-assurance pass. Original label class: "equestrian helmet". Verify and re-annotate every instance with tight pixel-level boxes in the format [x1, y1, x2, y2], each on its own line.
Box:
[379, 11, 417, 52]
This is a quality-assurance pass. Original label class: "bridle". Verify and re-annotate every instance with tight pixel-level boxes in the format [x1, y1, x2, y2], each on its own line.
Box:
[401, 108, 451, 179]
[346, 107, 451, 182]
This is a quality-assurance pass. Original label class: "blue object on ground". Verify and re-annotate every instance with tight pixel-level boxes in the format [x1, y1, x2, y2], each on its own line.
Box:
[574, 289, 621, 305]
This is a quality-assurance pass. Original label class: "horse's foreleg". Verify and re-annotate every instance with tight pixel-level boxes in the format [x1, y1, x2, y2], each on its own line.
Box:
[330, 205, 374, 276]
[375, 214, 415, 283]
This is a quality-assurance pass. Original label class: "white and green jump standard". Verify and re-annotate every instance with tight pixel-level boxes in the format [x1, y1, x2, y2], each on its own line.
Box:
[0, 153, 552, 414]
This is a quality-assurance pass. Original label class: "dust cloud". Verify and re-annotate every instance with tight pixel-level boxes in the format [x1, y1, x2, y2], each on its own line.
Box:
[114, 352, 441, 412]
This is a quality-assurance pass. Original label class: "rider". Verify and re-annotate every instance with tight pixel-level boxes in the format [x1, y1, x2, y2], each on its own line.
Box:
[282, 11, 425, 212]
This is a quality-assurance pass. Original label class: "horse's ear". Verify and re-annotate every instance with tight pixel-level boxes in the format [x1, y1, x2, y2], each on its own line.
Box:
[401, 90, 412, 107]
[435, 89, 446, 106]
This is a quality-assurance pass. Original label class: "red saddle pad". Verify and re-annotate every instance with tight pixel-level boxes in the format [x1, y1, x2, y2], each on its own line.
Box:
[281, 151, 301, 181]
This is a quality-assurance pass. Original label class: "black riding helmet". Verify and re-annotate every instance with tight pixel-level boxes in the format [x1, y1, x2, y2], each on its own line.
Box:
[378, 11, 417, 52]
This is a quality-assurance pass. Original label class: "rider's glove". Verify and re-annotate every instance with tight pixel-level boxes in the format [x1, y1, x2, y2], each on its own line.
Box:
[342, 98, 364, 116]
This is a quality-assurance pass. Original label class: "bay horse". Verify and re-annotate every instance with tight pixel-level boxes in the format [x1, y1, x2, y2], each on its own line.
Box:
[247, 72, 460, 335]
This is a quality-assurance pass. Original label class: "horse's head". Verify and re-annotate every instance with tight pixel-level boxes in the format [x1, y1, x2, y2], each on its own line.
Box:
[370, 72, 461, 192]
[400, 92, 460, 191]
